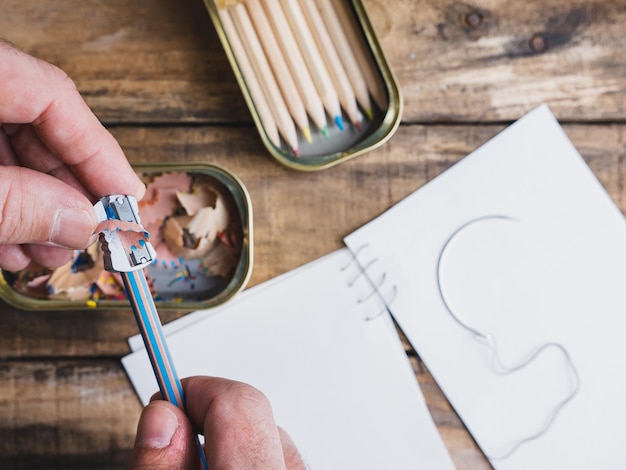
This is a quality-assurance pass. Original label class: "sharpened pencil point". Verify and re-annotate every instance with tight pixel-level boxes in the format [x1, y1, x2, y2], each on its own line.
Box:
[354, 119, 362, 131]
[302, 126, 313, 144]
[293, 148, 301, 157]
[321, 126, 330, 140]
[364, 108, 374, 121]
[335, 115, 345, 131]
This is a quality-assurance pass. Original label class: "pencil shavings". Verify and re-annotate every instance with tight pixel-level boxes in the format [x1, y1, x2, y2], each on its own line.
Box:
[177, 185, 218, 216]
[5, 170, 245, 305]
[138, 172, 193, 237]
[201, 237, 238, 279]
[160, 178, 231, 263]
[48, 244, 104, 300]
[12, 263, 52, 299]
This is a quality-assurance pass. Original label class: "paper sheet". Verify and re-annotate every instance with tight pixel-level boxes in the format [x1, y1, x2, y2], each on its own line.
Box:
[344, 105, 626, 469]
[123, 249, 455, 470]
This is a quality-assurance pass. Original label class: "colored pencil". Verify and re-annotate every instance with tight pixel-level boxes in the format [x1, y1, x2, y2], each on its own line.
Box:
[122, 269, 209, 470]
[314, 0, 373, 120]
[262, 0, 329, 138]
[279, 0, 345, 131]
[245, 0, 312, 143]
[219, 8, 281, 148]
[332, 0, 388, 111]
[230, 2, 301, 155]
[298, 0, 362, 128]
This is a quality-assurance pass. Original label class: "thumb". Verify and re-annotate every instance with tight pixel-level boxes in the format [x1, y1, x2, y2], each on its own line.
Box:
[0, 167, 97, 248]
[130, 401, 199, 470]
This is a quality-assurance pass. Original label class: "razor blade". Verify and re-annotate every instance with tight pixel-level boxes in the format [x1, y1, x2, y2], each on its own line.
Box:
[94, 195, 156, 272]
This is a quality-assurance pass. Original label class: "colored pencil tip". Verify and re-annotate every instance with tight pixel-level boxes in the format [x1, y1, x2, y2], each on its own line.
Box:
[334, 115, 345, 131]
[321, 126, 330, 140]
[364, 108, 374, 121]
[302, 127, 313, 144]
[293, 148, 300, 157]
[354, 119, 363, 131]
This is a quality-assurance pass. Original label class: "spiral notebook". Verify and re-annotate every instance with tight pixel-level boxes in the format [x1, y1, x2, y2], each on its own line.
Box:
[122, 248, 455, 469]
[344, 105, 626, 469]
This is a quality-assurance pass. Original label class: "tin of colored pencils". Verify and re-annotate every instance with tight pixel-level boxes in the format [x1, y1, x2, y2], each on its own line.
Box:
[206, 0, 402, 171]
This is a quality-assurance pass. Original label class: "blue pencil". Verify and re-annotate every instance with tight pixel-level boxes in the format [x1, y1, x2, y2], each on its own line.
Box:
[94, 195, 209, 469]
[123, 270, 209, 469]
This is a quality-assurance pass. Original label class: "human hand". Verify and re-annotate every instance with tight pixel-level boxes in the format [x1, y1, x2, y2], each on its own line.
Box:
[130, 376, 307, 470]
[0, 40, 144, 271]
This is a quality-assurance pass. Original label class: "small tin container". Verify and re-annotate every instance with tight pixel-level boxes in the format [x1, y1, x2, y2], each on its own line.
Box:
[205, 0, 403, 171]
[0, 162, 253, 311]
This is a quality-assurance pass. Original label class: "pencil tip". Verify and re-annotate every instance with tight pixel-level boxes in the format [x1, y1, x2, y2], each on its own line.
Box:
[364, 108, 374, 121]
[334, 115, 345, 131]
[321, 126, 330, 140]
[302, 127, 313, 144]
[354, 120, 362, 131]
[293, 148, 300, 157]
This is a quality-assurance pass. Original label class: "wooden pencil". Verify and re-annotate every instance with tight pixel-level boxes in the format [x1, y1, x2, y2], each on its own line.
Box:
[298, 0, 362, 128]
[218, 8, 281, 148]
[230, 2, 300, 156]
[314, 0, 373, 120]
[262, 0, 329, 138]
[245, 0, 312, 143]
[94, 194, 208, 468]
[279, 0, 345, 131]
[331, 0, 388, 111]
[123, 268, 209, 469]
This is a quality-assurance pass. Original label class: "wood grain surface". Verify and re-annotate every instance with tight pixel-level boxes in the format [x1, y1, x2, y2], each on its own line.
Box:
[2, 0, 626, 468]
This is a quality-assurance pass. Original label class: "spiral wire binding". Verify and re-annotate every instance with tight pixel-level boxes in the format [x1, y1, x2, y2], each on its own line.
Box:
[436, 215, 580, 461]
[342, 245, 398, 321]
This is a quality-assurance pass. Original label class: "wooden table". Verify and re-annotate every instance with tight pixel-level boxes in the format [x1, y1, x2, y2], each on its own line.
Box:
[2, 0, 625, 468]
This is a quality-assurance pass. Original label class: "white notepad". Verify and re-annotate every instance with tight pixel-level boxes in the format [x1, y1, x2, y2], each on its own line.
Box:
[345, 105, 626, 469]
[122, 248, 455, 469]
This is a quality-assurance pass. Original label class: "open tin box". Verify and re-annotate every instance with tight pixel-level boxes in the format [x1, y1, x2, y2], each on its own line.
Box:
[0, 162, 253, 311]
[205, 0, 403, 170]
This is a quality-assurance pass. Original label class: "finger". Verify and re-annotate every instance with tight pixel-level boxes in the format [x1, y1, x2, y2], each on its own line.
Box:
[7, 124, 89, 197]
[0, 166, 96, 247]
[0, 126, 18, 165]
[183, 376, 288, 470]
[0, 234, 78, 273]
[23, 244, 74, 269]
[0, 244, 31, 271]
[0, 42, 144, 199]
[130, 401, 199, 470]
[278, 428, 308, 470]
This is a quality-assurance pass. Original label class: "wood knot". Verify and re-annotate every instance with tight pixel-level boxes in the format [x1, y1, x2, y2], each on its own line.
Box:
[529, 33, 549, 53]
[464, 11, 483, 29]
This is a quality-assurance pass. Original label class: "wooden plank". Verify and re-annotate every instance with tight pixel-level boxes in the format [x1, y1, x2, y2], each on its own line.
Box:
[375, 0, 626, 122]
[0, 358, 489, 469]
[0, 122, 624, 360]
[0, 360, 140, 469]
[3, 0, 625, 123]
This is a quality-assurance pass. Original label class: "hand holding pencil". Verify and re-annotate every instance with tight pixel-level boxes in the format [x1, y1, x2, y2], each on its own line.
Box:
[130, 377, 307, 469]
[94, 195, 209, 470]
[94, 195, 308, 469]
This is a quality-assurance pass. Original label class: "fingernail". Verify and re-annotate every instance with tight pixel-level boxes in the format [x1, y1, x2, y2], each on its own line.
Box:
[86, 232, 99, 247]
[49, 208, 97, 248]
[136, 403, 179, 449]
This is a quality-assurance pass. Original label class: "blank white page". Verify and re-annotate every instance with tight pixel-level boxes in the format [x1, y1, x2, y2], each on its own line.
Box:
[345, 105, 626, 470]
[122, 248, 455, 470]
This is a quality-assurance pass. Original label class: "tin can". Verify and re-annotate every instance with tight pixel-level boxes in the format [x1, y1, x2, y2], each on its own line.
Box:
[0, 162, 253, 311]
[205, 0, 403, 170]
